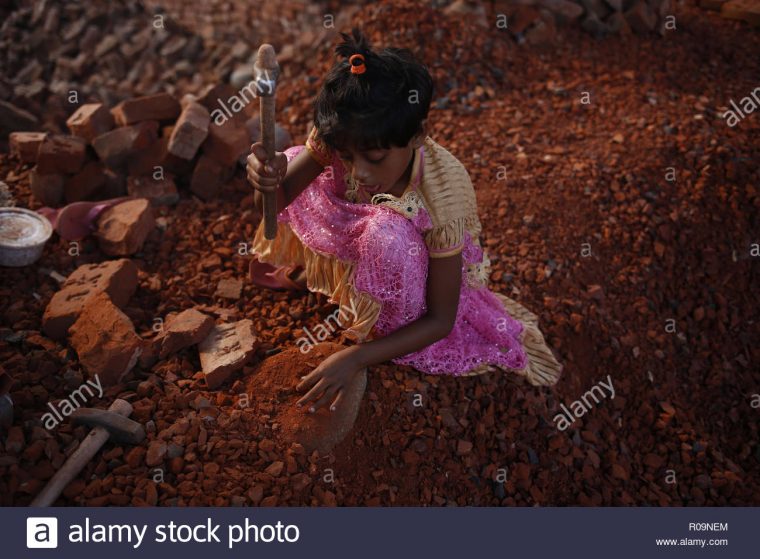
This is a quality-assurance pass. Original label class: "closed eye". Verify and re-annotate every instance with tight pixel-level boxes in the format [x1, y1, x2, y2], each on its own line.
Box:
[338, 152, 385, 164]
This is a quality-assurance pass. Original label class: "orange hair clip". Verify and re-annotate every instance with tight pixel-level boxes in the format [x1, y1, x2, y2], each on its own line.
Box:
[349, 53, 366, 75]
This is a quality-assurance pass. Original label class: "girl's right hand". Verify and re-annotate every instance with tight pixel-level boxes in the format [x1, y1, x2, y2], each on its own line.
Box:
[246, 142, 287, 194]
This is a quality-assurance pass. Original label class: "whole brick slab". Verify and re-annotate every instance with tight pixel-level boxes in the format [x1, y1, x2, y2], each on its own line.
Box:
[42, 259, 138, 340]
[168, 102, 210, 160]
[198, 320, 259, 389]
[9, 131, 47, 163]
[66, 103, 114, 142]
[69, 292, 142, 386]
[111, 93, 181, 126]
[36, 134, 87, 174]
[92, 121, 158, 169]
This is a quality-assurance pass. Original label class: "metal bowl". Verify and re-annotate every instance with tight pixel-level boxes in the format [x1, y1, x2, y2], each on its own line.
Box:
[0, 207, 53, 267]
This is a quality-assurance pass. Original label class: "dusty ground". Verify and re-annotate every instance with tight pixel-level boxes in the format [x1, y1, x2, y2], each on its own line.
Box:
[0, 1, 759, 505]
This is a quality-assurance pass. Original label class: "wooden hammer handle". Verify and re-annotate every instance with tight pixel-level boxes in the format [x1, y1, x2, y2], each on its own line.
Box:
[31, 399, 133, 507]
[256, 44, 279, 241]
[260, 94, 278, 240]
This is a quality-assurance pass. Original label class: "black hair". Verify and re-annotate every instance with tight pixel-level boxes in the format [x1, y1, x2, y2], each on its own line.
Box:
[312, 28, 434, 152]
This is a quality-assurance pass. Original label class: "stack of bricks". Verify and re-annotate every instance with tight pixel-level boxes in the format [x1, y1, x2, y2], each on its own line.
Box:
[9, 85, 292, 207]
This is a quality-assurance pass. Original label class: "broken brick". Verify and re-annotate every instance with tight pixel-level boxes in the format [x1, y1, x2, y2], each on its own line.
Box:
[68, 292, 142, 386]
[156, 308, 214, 359]
[9, 131, 47, 163]
[36, 134, 87, 174]
[66, 103, 114, 142]
[95, 198, 155, 256]
[92, 120, 158, 169]
[42, 259, 138, 340]
[126, 175, 179, 206]
[198, 320, 259, 389]
[214, 278, 242, 300]
[168, 101, 210, 159]
[111, 92, 181, 126]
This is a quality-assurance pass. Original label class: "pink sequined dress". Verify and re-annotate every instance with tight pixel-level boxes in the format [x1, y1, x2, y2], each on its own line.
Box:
[251, 131, 562, 385]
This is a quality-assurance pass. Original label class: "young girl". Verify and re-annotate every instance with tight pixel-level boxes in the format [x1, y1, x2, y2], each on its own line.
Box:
[247, 29, 562, 414]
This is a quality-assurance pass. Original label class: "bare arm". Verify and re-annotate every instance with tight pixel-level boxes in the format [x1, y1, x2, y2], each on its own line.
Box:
[295, 250, 463, 412]
[346, 251, 463, 368]
[250, 146, 325, 215]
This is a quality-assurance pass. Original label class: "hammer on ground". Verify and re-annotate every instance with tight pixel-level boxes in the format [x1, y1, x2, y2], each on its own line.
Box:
[31, 399, 145, 507]
[253, 44, 280, 240]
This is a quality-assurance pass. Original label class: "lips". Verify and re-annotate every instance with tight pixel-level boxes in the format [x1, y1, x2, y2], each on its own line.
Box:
[358, 183, 381, 192]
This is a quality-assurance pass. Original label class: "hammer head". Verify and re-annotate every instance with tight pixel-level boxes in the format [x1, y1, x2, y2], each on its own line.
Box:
[253, 44, 280, 97]
[71, 408, 145, 445]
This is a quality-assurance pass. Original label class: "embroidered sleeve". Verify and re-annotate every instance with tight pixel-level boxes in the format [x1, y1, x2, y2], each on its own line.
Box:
[305, 125, 332, 167]
[424, 218, 467, 258]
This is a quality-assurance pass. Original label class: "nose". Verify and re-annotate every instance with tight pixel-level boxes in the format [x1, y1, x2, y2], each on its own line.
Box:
[351, 161, 373, 184]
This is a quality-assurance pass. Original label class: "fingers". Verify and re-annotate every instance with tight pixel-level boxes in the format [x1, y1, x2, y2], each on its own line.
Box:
[249, 144, 286, 177]
[246, 167, 279, 188]
[296, 368, 321, 393]
[296, 378, 328, 410]
[309, 388, 337, 413]
[250, 142, 268, 164]
[329, 389, 344, 412]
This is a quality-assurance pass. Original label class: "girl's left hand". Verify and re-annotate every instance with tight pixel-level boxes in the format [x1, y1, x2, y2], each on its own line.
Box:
[295, 347, 364, 413]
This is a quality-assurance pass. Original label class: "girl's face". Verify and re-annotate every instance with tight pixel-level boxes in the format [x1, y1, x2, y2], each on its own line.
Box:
[337, 121, 427, 196]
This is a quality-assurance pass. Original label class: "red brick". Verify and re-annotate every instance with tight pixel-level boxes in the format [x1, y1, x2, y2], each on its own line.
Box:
[29, 168, 64, 206]
[66, 103, 114, 142]
[126, 175, 179, 206]
[64, 161, 107, 203]
[36, 134, 87, 174]
[203, 117, 249, 166]
[9, 131, 47, 163]
[197, 83, 255, 124]
[69, 292, 142, 386]
[42, 259, 138, 340]
[111, 93, 181, 126]
[95, 198, 155, 256]
[92, 121, 158, 169]
[126, 137, 168, 176]
[190, 153, 233, 201]
[198, 320, 259, 389]
[168, 102, 210, 159]
[156, 308, 214, 359]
